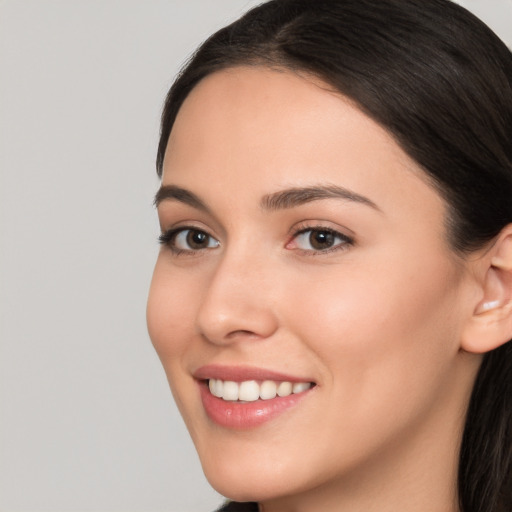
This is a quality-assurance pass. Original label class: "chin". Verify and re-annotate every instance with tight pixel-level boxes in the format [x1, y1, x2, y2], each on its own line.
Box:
[198, 441, 328, 505]
[197, 446, 294, 503]
[206, 472, 286, 504]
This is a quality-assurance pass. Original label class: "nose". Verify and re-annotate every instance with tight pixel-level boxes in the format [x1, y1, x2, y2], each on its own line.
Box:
[196, 248, 279, 345]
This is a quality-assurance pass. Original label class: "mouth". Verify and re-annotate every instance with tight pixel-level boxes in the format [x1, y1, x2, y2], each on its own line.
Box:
[194, 365, 316, 429]
[207, 378, 313, 402]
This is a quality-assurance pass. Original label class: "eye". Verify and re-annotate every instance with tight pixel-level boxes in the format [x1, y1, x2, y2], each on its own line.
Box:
[288, 227, 353, 253]
[159, 227, 220, 253]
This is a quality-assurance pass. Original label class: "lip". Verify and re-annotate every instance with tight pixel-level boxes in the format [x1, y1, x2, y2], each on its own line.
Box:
[194, 364, 312, 383]
[194, 364, 315, 429]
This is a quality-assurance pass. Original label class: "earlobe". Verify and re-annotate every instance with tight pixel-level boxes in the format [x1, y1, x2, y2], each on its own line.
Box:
[462, 226, 512, 354]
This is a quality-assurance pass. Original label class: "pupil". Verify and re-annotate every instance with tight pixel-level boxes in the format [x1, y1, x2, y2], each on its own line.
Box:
[187, 230, 208, 248]
[310, 230, 334, 250]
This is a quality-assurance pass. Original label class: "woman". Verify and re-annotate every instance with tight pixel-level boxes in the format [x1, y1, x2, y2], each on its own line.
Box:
[147, 1, 512, 511]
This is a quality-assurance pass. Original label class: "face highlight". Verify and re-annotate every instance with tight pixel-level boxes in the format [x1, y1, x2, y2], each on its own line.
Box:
[147, 68, 479, 509]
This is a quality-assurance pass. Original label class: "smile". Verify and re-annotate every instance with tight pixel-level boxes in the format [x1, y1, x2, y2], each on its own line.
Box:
[208, 379, 312, 402]
[194, 366, 316, 429]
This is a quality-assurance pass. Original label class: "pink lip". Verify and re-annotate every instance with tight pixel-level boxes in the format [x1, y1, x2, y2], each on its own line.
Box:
[194, 364, 312, 383]
[194, 365, 315, 430]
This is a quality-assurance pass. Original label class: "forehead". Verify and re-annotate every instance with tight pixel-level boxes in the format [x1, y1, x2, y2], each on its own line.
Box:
[165, 67, 391, 166]
[162, 66, 445, 225]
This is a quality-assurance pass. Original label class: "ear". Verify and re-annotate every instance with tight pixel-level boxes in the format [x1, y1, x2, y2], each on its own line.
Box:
[461, 225, 512, 354]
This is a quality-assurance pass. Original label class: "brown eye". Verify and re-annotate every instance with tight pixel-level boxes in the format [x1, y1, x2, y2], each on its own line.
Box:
[186, 230, 209, 249]
[309, 230, 336, 250]
[172, 228, 220, 251]
[291, 228, 352, 253]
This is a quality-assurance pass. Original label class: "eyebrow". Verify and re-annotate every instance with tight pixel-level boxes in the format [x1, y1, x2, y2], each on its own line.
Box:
[260, 185, 380, 212]
[154, 185, 210, 212]
[154, 184, 380, 212]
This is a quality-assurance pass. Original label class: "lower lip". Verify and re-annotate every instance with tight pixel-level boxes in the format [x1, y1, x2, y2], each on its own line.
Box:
[198, 381, 312, 429]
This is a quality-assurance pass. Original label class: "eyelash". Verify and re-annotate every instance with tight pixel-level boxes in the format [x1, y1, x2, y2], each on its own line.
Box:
[287, 225, 354, 255]
[158, 226, 219, 256]
[158, 225, 354, 256]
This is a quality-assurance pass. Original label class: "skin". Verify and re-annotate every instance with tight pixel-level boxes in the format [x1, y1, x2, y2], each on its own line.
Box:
[147, 67, 485, 512]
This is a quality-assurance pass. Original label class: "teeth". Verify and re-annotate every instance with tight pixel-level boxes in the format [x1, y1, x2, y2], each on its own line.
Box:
[260, 380, 277, 400]
[239, 380, 260, 401]
[292, 382, 311, 394]
[209, 378, 223, 398]
[208, 379, 312, 402]
[223, 381, 239, 401]
[277, 381, 293, 397]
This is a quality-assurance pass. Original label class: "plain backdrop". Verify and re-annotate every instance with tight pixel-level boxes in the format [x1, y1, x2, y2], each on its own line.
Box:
[0, 1, 510, 511]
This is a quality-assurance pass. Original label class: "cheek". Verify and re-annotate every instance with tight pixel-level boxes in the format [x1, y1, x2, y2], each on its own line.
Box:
[146, 258, 205, 433]
[283, 252, 464, 403]
[296, 245, 461, 340]
[269, 258, 466, 474]
[146, 257, 197, 363]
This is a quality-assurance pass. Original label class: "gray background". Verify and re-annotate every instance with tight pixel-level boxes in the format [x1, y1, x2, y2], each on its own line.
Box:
[0, 1, 510, 511]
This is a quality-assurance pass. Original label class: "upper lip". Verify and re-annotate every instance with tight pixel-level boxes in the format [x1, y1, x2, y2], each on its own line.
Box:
[193, 364, 314, 383]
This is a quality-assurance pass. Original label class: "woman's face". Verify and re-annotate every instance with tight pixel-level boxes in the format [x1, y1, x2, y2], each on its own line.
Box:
[147, 68, 479, 504]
